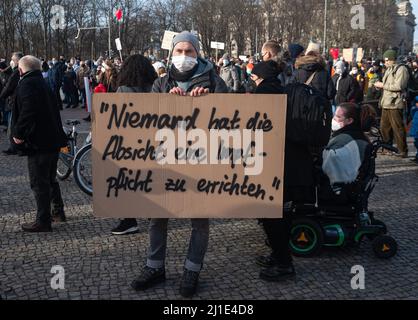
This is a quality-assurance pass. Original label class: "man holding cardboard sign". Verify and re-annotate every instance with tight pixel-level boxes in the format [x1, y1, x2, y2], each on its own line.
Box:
[132, 31, 228, 298]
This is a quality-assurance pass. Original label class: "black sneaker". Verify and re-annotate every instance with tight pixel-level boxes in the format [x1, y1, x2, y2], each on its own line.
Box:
[255, 255, 277, 268]
[260, 264, 296, 282]
[111, 219, 139, 235]
[179, 269, 200, 298]
[131, 266, 166, 291]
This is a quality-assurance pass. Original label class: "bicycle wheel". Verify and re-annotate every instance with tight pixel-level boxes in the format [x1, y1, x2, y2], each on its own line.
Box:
[57, 140, 75, 180]
[73, 144, 93, 196]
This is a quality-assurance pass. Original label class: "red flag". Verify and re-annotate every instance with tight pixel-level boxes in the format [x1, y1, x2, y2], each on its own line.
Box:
[115, 9, 123, 22]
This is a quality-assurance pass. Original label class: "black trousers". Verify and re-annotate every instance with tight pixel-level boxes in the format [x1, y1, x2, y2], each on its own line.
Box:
[28, 152, 64, 225]
[55, 87, 63, 110]
[260, 186, 315, 266]
[260, 213, 292, 266]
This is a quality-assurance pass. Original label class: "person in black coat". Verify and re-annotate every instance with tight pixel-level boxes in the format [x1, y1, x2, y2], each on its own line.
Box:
[11, 55, 68, 232]
[332, 60, 358, 105]
[294, 52, 336, 101]
[0, 52, 23, 154]
[250, 60, 316, 282]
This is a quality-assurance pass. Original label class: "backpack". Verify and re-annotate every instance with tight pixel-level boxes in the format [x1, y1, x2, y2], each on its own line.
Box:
[394, 64, 411, 101]
[284, 82, 333, 148]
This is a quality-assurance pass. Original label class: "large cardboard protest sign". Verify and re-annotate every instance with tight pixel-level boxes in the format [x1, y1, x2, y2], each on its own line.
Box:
[92, 93, 286, 219]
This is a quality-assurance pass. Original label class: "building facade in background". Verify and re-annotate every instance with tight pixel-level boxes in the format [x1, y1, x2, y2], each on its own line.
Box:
[394, 0, 416, 54]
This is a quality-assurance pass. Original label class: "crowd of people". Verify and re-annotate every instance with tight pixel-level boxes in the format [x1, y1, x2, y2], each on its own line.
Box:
[0, 30, 417, 298]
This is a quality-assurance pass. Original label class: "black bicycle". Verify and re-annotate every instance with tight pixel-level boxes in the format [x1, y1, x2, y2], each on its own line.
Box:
[57, 119, 93, 196]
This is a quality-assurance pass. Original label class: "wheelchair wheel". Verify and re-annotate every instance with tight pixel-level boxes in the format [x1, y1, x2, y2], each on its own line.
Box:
[290, 219, 324, 257]
[372, 235, 398, 259]
[366, 219, 387, 240]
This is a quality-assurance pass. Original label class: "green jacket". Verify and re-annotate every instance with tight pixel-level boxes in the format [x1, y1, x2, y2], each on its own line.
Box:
[380, 64, 410, 109]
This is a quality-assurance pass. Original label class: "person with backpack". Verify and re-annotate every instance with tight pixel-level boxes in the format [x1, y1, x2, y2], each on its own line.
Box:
[251, 60, 331, 282]
[294, 51, 336, 101]
[132, 31, 227, 298]
[374, 49, 410, 158]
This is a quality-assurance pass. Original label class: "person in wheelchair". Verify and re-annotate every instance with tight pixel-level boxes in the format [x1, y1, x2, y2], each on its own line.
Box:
[321, 102, 376, 206]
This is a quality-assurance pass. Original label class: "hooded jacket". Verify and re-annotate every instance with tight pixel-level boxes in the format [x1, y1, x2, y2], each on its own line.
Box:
[220, 64, 240, 93]
[332, 71, 358, 105]
[294, 54, 336, 101]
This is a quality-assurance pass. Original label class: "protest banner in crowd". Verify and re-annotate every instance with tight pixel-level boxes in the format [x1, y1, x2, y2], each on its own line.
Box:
[92, 93, 287, 218]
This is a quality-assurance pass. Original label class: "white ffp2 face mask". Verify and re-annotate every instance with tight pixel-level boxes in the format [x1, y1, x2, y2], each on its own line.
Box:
[332, 119, 344, 132]
[172, 55, 197, 72]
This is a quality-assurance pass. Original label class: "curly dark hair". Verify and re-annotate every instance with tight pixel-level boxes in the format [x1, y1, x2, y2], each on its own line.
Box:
[117, 54, 157, 90]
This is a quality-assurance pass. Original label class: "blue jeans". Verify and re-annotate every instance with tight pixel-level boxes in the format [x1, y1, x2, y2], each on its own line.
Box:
[146, 219, 209, 272]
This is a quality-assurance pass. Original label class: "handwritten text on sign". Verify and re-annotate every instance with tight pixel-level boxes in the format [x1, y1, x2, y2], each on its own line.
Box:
[92, 93, 287, 218]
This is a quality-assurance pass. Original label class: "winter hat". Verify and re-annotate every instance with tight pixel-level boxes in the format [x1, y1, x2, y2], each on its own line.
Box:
[305, 41, 321, 55]
[383, 49, 397, 61]
[252, 61, 280, 80]
[172, 31, 200, 55]
[289, 44, 304, 59]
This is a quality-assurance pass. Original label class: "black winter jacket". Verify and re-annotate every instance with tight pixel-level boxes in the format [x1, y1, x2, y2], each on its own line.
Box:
[294, 54, 336, 101]
[255, 78, 315, 201]
[11, 70, 67, 154]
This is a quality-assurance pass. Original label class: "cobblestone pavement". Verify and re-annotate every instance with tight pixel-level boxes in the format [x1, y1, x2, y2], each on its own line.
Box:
[0, 107, 417, 300]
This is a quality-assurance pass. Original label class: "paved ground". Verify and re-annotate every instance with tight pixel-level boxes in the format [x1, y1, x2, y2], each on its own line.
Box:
[0, 107, 417, 300]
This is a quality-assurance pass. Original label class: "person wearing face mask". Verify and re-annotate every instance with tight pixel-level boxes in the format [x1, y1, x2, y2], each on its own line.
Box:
[219, 53, 240, 93]
[11, 55, 68, 232]
[134, 31, 227, 298]
[349, 64, 365, 103]
[0, 52, 23, 155]
[322, 103, 374, 195]
[152, 31, 227, 96]
[332, 60, 357, 105]
[249, 61, 299, 282]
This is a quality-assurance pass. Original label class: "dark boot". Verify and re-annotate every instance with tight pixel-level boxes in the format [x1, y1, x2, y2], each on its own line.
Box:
[259, 263, 296, 282]
[131, 266, 166, 291]
[22, 222, 52, 233]
[255, 255, 277, 268]
[179, 269, 200, 298]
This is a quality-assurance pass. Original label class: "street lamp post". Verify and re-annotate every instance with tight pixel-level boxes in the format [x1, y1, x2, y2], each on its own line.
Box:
[323, 0, 328, 56]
